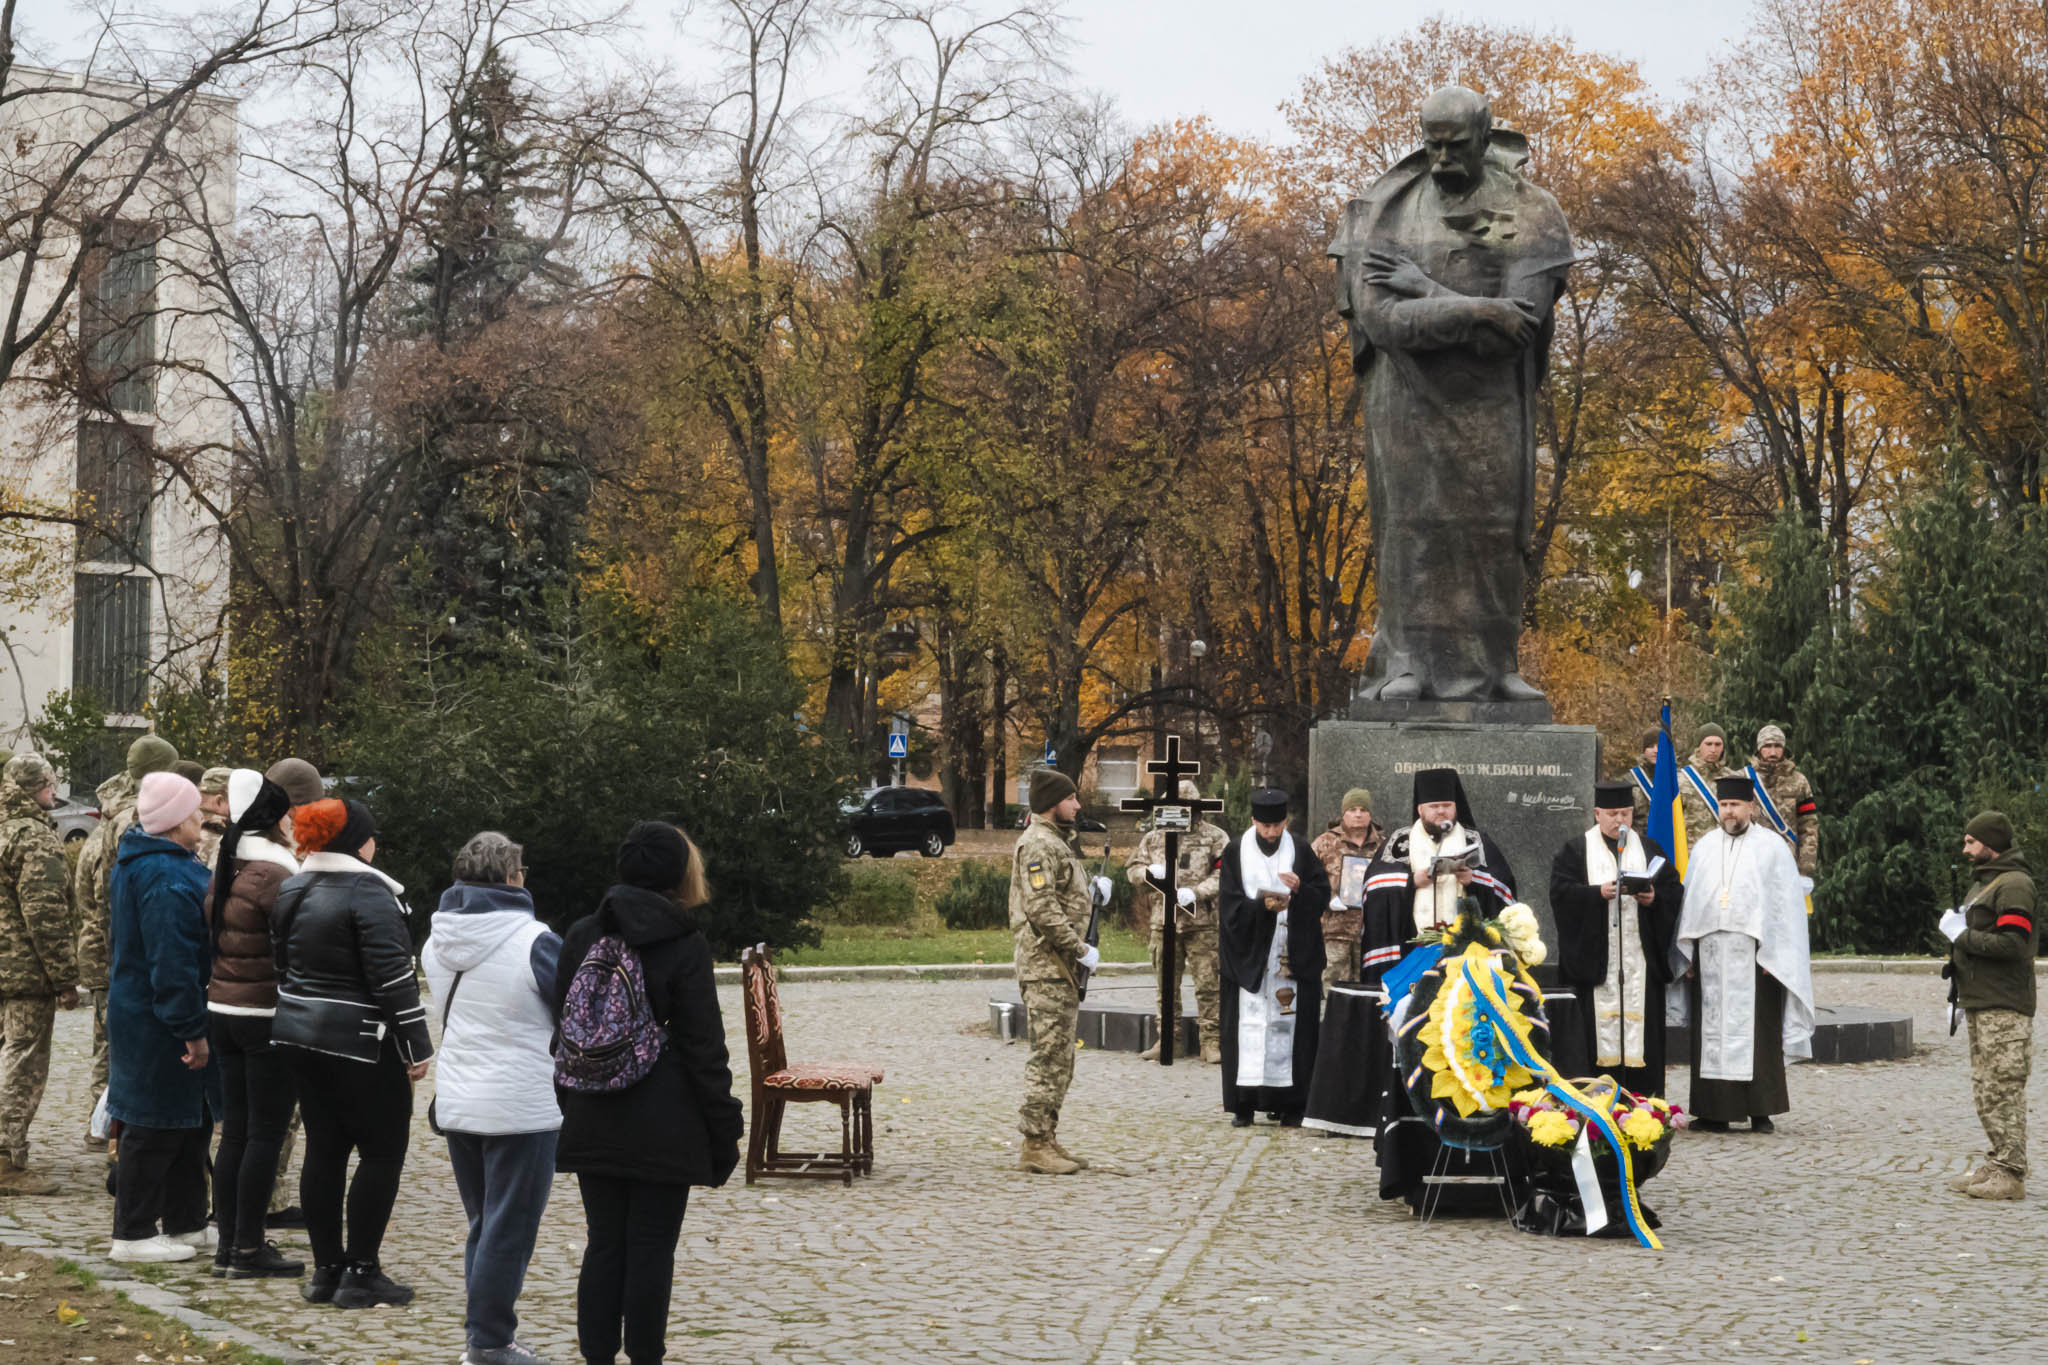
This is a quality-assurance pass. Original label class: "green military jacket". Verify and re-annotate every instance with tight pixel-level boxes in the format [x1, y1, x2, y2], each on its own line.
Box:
[1126, 820, 1230, 932]
[71, 772, 137, 991]
[1678, 749, 1732, 847]
[1952, 849, 2037, 1016]
[1010, 814, 1092, 984]
[0, 782, 77, 997]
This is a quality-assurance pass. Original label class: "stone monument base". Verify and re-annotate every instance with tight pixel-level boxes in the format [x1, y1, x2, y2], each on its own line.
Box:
[1307, 717, 1601, 954]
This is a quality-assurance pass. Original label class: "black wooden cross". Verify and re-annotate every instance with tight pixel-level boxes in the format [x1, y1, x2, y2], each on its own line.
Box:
[1120, 734, 1224, 1066]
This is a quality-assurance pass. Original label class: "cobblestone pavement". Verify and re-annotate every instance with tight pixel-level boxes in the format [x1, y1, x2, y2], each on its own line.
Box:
[0, 972, 2036, 1363]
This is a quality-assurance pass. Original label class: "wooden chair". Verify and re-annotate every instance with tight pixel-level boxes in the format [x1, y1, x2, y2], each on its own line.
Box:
[740, 944, 884, 1185]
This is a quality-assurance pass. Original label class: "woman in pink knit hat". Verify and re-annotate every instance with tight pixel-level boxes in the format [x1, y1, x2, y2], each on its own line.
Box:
[105, 772, 216, 1264]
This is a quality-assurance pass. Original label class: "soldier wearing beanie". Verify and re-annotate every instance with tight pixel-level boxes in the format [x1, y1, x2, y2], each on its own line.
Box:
[0, 752, 79, 1193]
[72, 734, 180, 1141]
[1944, 810, 2038, 1200]
[264, 758, 325, 811]
[1746, 724, 1819, 879]
[1310, 787, 1383, 986]
[196, 767, 233, 870]
[1009, 767, 1105, 1174]
[1676, 723, 1732, 846]
[1125, 780, 1231, 1063]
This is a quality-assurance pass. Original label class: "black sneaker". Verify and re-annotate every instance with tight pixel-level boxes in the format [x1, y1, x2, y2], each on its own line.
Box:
[333, 1261, 414, 1309]
[211, 1248, 230, 1279]
[302, 1264, 342, 1304]
[264, 1205, 306, 1229]
[230, 1242, 306, 1279]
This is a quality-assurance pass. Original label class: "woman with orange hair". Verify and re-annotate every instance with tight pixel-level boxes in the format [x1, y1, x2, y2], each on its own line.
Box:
[270, 799, 432, 1310]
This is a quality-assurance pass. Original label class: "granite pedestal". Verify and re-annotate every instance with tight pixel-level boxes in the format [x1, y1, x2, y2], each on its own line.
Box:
[1307, 715, 1602, 953]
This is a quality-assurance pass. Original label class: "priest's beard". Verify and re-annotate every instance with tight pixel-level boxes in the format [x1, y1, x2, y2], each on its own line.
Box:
[1255, 833, 1282, 856]
[1720, 814, 1751, 836]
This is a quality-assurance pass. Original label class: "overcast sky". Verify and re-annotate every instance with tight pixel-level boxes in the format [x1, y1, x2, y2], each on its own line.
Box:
[30, 1, 1757, 142]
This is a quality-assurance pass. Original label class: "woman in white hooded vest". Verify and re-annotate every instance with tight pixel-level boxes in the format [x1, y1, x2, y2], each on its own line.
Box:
[421, 832, 562, 1365]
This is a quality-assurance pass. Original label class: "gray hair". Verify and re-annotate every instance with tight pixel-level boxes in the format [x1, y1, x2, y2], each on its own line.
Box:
[452, 831, 524, 885]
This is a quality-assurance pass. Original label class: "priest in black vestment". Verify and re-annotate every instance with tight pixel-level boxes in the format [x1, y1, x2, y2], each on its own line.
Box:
[1218, 787, 1329, 1127]
[1550, 781, 1684, 1099]
[1359, 767, 1520, 1206]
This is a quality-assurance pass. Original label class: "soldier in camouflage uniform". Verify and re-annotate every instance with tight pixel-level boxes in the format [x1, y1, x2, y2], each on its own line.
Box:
[1946, 811, 2036, 1200]
[1748, 724, 1819, 878]
[1678, 724, 1732, 848]
[196, 766, 232, 869]
[0, 753, 80, 1193]
[1309, 787, 1383, 988]
[72, 734, 179, 1142]
[1010, 768, 1105, 1175]
[1125, 780, 1231, 1064]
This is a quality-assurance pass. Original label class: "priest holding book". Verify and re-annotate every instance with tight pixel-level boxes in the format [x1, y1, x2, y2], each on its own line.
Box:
[1551, 781, 1684, 1098]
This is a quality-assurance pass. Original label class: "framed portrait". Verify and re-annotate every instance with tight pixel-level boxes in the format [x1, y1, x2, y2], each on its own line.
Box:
[1338, 855, 1373, 908]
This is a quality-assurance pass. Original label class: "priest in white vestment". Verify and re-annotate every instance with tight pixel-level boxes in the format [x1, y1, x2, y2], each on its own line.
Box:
[1218, 787, 1329, 1128]
[1675, 774, 1815, 1132]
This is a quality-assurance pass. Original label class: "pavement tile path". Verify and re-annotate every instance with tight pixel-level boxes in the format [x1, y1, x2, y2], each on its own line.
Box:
[0, 972, 2037, 1363]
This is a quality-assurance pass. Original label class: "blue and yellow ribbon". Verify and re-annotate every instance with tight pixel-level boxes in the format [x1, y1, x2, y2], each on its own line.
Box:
[1458, 954, 1663, 1250]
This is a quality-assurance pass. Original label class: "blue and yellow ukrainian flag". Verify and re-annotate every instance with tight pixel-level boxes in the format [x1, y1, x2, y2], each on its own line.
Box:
[1647, 701, 1687, 877]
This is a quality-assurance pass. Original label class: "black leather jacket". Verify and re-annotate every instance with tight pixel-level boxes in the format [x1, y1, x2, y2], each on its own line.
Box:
[270, 856, 432, 1065]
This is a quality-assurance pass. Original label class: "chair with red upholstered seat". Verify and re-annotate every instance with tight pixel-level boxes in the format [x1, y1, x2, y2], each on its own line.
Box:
[739, 944, 884, 1185]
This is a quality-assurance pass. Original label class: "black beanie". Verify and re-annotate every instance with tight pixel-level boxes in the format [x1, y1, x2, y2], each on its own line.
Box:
[618, 820, 691, 890]
[329, 800, 378, 858]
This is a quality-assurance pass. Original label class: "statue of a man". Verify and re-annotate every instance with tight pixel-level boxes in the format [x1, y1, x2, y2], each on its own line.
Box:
[1330, 86, 1575, 703]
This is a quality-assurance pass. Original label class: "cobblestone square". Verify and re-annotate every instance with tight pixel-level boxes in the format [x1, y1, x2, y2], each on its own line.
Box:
[1, 971, 2035, 1363]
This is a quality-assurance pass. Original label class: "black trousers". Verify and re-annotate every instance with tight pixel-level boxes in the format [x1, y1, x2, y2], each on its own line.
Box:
[113, 1123, 210, 1242]
[285, 1036, 413, 1269]
[211, 1013, 298, 1253]
[576, 1174, 689, 1365]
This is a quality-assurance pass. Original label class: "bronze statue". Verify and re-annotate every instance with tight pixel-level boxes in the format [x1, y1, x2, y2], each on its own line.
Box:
[1330, 86, 1575, 704]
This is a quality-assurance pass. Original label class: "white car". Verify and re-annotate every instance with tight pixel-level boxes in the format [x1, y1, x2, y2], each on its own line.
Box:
[51, 793, 100, 843]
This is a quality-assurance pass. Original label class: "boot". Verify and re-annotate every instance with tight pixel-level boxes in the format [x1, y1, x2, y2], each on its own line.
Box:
[1948, 1163, 1991, 1193]
[229, 1241, 306, 1279]
[1137, 1043, 1160, 1062]
[0, 1160, 60, 1196]
[1966, 1167, 2025, 1201]
[333, 1260, 414, 1308]
[1047, 1131, 1089, 1170]
[1016, 1137, 1079, 1175]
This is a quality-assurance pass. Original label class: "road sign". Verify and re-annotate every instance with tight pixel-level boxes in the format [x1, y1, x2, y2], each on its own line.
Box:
[886, 733, 908, 759]
[1043, 744, 1058, 765]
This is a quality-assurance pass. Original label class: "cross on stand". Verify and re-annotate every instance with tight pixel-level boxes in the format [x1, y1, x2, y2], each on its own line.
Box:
[1120, 734, 1224, 1066]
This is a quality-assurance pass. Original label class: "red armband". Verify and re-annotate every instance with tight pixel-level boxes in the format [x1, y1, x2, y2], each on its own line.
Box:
[1996, 913, 2034, 934]
[1796, 800, 1817, 817]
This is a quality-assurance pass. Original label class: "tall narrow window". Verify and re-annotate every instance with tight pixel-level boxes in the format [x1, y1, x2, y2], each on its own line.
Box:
[75, 421, 153, 563]
[80, 223, 157, 415]
[72, 572, 153, 715]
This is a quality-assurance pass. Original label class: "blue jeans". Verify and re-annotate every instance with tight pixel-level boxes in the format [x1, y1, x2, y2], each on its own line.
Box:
[445, 1129, 559, 1351]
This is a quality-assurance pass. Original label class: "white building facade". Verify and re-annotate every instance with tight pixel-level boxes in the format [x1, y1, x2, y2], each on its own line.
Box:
[0, 67, 236, 785]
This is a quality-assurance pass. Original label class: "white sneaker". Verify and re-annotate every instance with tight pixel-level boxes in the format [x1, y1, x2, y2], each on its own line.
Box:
[170, 1226, 218, 1251]
[110, 1235, 198, 1263]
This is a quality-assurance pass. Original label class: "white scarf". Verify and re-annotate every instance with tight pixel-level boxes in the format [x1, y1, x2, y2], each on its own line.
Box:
[234, 834, 300, 875]
[1405, 819, 1470, 933]
[1583, 826, 1648, 1068]
[300, 850, 405, 897]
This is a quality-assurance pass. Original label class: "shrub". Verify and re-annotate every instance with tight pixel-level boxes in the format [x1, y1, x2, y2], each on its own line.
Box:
[936, 859, 1009, 930]
[816, 863, 917, 927]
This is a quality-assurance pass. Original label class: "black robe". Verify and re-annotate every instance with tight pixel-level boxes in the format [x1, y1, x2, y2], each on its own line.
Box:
[1358, 825, 1518, 1205]
[1217, 834, 1329, 1118]
[1549, 831, 1683, 1099]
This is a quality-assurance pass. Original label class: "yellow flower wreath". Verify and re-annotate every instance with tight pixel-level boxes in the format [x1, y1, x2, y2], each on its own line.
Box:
[1416, 943, 1539, 1118]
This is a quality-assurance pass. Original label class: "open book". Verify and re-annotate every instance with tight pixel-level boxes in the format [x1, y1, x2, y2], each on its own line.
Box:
[1618, 856, 1668, 893]
[1428, 842, 1484, 878]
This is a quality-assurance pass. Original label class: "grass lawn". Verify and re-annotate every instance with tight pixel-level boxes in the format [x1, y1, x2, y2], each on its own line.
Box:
[774, 922, 1149, 968]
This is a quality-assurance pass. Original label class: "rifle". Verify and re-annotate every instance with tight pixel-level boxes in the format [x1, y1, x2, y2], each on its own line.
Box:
[1076, 827, 1110, 1000]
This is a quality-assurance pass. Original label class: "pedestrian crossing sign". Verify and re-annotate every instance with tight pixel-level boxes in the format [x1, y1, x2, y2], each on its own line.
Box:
[887, 733, 908, 758]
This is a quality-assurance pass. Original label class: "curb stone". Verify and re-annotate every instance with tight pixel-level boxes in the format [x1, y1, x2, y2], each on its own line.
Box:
[0, 1213, 320, 1365]
[714, 960, 1151, 984]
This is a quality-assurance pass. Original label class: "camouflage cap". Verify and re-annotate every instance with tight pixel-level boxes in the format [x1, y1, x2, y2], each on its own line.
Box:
[200, 765, 233, 796]
[3, 752, 55, 791]
[1757, 723, 1787, 748]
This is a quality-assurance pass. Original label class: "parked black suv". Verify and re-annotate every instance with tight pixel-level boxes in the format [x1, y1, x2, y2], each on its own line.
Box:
[842, 786, 957, 859]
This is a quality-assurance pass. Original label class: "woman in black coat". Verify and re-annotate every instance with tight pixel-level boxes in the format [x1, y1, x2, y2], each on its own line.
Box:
[552, 822, 743, 1365]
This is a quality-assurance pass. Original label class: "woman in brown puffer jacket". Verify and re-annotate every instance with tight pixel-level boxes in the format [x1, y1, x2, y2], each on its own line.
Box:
[205, 771, 301, 1279]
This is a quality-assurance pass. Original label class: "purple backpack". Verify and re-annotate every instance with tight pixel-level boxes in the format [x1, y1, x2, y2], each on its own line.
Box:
[555, 935, 667, 1092]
